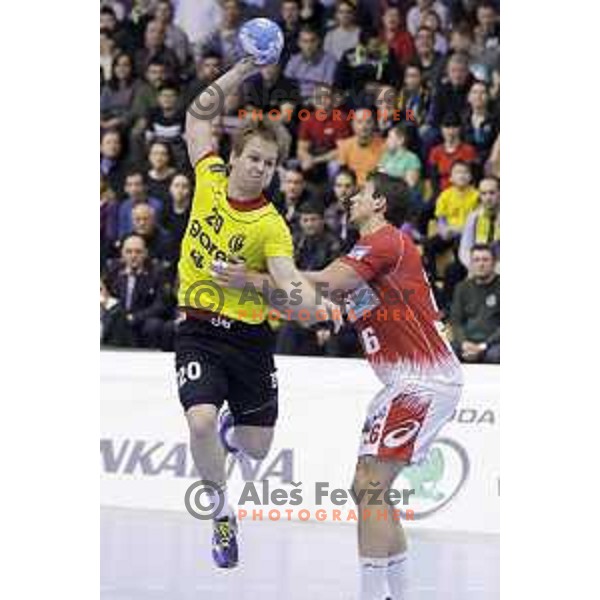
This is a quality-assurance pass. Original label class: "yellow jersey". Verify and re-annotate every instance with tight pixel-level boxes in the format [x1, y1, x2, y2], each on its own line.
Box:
[434, 185, 479, 230]
[177, 154, 293, 324]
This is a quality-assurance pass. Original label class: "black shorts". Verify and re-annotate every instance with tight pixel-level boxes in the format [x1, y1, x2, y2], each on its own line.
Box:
[174, 314, 278, 427]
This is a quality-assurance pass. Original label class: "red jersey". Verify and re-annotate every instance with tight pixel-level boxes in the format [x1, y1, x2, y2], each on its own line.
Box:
[298, 110, 352, 154]
[340, 224, 462, 384]
[428, 143, 478, 191]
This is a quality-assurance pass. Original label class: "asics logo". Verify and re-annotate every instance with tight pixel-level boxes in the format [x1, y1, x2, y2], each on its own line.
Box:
[382, 419, 421, 449]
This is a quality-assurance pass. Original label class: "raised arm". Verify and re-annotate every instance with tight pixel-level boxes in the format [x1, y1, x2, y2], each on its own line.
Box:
[185, 58, 259, 166]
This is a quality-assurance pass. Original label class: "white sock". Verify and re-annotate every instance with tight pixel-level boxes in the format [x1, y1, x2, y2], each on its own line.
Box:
[386, 552, 408, 599]
[210, 486, 234, 520]
[359, 556, 390, 600]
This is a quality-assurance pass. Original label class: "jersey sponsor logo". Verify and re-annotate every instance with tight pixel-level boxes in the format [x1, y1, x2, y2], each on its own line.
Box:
[391, 438, 470, 519]
[228, 233, 246, 254]
[188, 218, 228, 268]
[208, 163, 228, 175]
[347, 245, 371, 260]
[382, 419, 421, 449]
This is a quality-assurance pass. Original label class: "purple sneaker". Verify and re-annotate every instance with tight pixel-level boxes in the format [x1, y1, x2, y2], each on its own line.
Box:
[218, 407, 238, 454]
[212, 515, 239, 568]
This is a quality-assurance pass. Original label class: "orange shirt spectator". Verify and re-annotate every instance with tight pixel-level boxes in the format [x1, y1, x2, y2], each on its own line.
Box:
[336, 108, 386, 186]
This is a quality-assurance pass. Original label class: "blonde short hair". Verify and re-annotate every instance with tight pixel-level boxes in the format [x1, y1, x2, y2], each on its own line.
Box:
[231, 117, 291, 164]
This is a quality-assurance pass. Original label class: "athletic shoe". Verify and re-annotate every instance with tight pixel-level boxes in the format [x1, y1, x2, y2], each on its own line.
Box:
[218, 406, 238, 454]
[212, 515, 239, 568]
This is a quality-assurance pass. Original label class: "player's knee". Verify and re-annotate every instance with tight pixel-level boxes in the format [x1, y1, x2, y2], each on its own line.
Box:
[186, 407, 218, 440]
[241, 444, 270, 460]
[352, 461, 379, 498]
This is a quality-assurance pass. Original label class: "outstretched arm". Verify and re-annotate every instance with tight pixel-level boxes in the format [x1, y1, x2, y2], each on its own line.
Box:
[212, 257, 364, 298]
[185, 57, 259, 166]
[265, 256, 343, 328]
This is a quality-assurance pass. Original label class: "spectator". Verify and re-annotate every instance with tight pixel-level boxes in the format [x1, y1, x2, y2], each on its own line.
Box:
[145, 141, 177, 202]
[424, 160, 478, 286]
[335, 28, 401, 95]
[459, 176, 500, 269]
[461, 80, 499, 163]
[173, 0, 224, 48]
[273, 165, 317, 235]
[100, 5, 134, 54]
[486, 132, 500, 178]
[139, 83, 186, 166]
[101, 276, 129, 346]
[131, 204, 175, 268]
[323, 0, 361, 62]
[118, 172, 164, 238]
[407, 0, 449, 37]
[101, 53, 142, 133]
[472, 1, 500, 78]
[374, 83, 398, 136]
[277, 202, 342, 356]
[277, 0, 302, 65]
[450, 244, 500, 364]
[242, 62, 300, 112]
[296, 83, 352, 185]
[163, 173, 193, 256]
[101, 175, 119, 268]
[336, 108, 386, 186]
[324, 167, 359, 251]
[103, 234, 169, 349]
[100, 129, 128, 198]
[202, 0, 245, 67]
[420, 9, 448, 55]
[381, 5, 415, 67]
[427, 112, 477, 193]
[100, 29, 118, 84]
[134, 19, 181, 83]
[379, 123, 422, 184]
[293, 202, 341, 269]
[130, 60, 167, 138]
[428, 52, 474, 128]
[396, 62, 432, 129]
[298, 0, 327, 33]
[413, 26, 445, 90]
[185, 50, 223, 104]
[153, 0, 193, 69]
[284, 25, 338, 105]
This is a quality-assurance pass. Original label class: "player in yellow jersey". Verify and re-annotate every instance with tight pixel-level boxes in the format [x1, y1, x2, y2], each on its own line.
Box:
[176, 54, 339, 568]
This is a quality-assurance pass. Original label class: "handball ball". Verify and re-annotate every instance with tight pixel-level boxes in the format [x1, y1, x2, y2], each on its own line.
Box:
[238, 18, 284, 66]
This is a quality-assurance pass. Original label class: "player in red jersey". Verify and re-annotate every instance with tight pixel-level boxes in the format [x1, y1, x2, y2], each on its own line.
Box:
[214, 171, 463, 600]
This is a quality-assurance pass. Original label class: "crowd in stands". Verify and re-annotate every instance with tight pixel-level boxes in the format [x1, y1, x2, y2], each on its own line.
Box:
[100, 0, 500, 363]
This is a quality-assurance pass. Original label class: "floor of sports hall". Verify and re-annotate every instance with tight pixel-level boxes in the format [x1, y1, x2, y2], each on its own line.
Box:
[101, 506, 499, 600]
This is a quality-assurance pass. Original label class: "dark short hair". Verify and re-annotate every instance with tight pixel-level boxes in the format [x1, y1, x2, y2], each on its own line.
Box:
[336, 167, 357, 185]
[471, 243, 495, 257]
[125, 170, 145, 182]
[299, 24, 320, 37]
[100, 6, 116, 18]
[367, 171, 409, 227]
[298, 201, 325, 217]
[158, 81, 179, 94]
[441, 112, 462, 127]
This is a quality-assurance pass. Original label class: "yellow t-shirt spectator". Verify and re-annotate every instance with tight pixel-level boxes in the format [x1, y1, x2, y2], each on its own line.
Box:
[435, 185, 479, 230]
